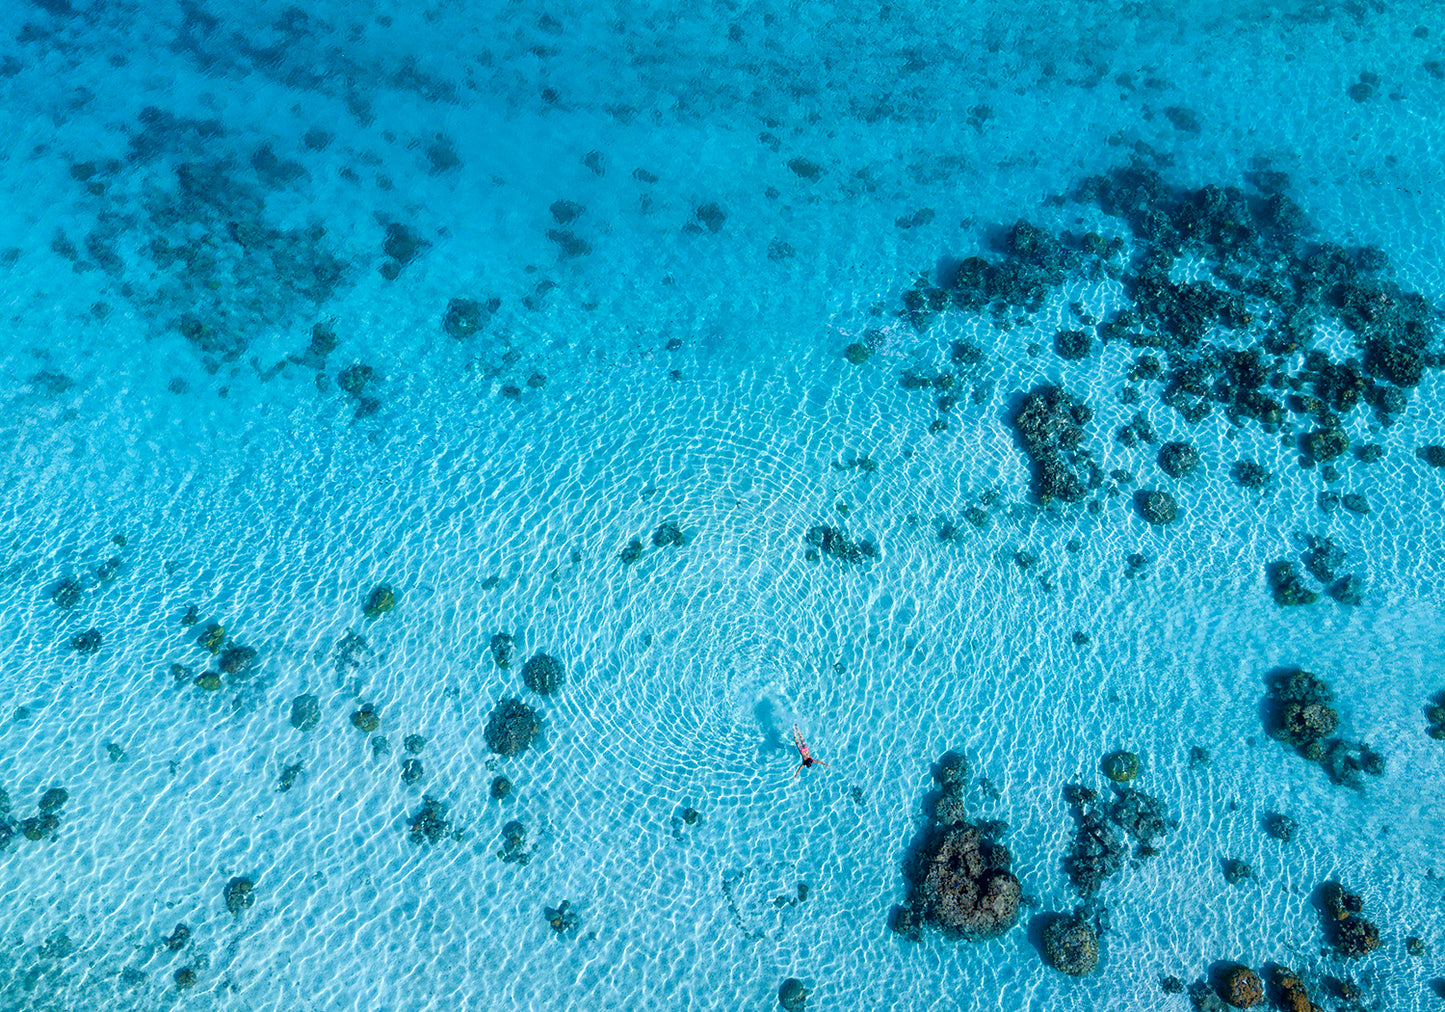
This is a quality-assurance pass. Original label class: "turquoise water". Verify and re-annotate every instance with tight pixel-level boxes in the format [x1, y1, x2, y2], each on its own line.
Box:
[1, 0, 1443, 1008]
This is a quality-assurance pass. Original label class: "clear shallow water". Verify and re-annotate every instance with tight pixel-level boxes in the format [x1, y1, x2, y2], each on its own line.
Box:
[1, 0, 1443, 1009]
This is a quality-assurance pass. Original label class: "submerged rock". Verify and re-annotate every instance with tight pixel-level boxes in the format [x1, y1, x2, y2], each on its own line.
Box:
[442, 296, 499, 340]
[651, 520, 687, 547]
[1041, 912, 1099, 975]
[1329, 574, 1364, 605]
[20, 813, 60, 841]
[350, 703, 381, 733]
[1267, 561, 1318, 606]
[50, 578, 82, 610]
[522, 653, 564, 695]
[484, 698, 540, 756]
[382, 222, 428, 269]
[497, 819, 530, 863]
[1218, 964, 1264, 1008]
[1305, 426, 1349, 462]
[1011, 385, 1093, 505]
[224, 876, 255, 916]
[1188, 979, 1228, 1011]
[218, 644, 257, 678]
[337, 363, 373, 396]
[362, 584, 396, 618]
[1230, 460, 1271, 489]
[550, 199, 585, 224]
[1054, 329, 1092, 360]
[1262, 812, 1298, 842]
[892, 753, 1021, 944]
[70, 628, 103, 655]
[196, 623, 225, 653]
[778, 977, 809, 1010]
[1134, 490, 1178, 526]
[804, 525, 878, 563]
[1427, 692, 1445, 740]
[1108, 787, 1172, 844]
[931, 782, 969, 826]
[1101, 750, 1140, 783]
[1065, 803, 1127, 893]
[408, 795, 454, 845]
[1221, 858, 1254, 886]
[1268, 966, 1314, 1012]
[1264, 668, 1338, 755]
[1319, 738, 1385, 789]
[1320, 882, 1379, 957]
[544, 899, 582, 937]
[334, 630, 368, 675]
[934, 750, 970, 787]
[895, 167, 1442, 512]
[489, 632, 514, 670]
[1418, 444, 1445, 467]
[1301, 534, 1345, 583]
[290, 693, 320, 731]
[277, 761, 303, 792]
[910, 823, 1021, 940]
[1157, 440, 1201, 478]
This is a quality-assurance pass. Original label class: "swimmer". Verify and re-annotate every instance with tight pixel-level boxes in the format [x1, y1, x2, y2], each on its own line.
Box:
[792, 725, 828, 779]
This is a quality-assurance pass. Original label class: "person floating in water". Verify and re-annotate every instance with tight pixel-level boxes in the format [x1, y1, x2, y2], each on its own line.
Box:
[792, 725, 828, 779]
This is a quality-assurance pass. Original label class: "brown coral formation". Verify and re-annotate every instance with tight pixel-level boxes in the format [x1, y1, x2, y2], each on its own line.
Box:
[913, 824, 1021, 941]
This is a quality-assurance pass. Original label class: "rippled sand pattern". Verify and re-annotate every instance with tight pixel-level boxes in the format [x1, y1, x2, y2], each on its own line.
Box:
[0, 0, 1443, 1009]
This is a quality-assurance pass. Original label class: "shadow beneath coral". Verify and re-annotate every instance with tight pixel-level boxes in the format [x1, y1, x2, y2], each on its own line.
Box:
[1027, 912, 1063, 964]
